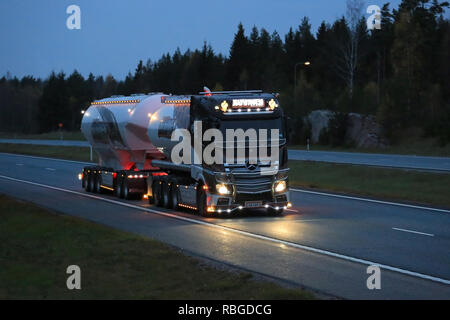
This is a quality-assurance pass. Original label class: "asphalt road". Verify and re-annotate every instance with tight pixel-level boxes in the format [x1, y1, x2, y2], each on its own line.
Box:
[2, 139, 450, 171]
[0, 152, 449, 299]
[289, 149, 450, 171]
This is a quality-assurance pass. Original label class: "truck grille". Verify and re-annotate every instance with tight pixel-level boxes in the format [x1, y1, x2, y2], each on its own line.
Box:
[233, 174, 273, 193]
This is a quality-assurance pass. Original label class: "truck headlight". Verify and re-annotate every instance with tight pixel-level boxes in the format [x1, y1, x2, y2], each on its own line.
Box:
[216, 184, 231, 195]
[274, 180, 286, 193]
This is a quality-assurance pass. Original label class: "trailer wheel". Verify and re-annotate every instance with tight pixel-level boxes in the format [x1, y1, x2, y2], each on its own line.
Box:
[86, 172, 94, 192]
[82, 171, 87, 189]
[197, 188, 207, 217]
[94, 174, 101, 193]
[168, 182, 178, 209]
[152, 181, 162, 207]
[161, 181, 170, 208]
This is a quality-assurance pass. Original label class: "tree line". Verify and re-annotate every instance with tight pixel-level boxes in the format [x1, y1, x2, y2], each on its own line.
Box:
[1, 0, 449, 145]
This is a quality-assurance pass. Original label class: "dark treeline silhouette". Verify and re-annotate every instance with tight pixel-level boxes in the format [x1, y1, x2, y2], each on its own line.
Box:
[1, 0, 449, 145]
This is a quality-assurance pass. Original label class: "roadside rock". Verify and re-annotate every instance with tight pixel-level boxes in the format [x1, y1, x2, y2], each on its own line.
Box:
[346, 113, 388, 148]
[306, 110, 388, 148]
[306, 110, 333, 143]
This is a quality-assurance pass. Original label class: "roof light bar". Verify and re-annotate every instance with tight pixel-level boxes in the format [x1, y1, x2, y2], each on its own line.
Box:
[91, 99, 140, 105]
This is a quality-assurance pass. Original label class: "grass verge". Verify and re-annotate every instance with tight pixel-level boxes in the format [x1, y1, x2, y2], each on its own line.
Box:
[0, 143, 96, 162]
[0, 131, 86, 141]
[289, 160, 450, 208]
[0, 195, 314, 299]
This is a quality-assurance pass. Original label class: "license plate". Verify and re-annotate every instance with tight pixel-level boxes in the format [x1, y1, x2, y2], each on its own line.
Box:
[245, 201, 262, 208]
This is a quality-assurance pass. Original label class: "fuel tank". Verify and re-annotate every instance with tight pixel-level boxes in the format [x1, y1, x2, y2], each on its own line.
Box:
[81, 93, 190, 170]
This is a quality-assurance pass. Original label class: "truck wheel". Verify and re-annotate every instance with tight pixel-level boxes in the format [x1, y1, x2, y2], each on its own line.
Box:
[121, 178, 130, 200]
[94, 174, 101, 193]
[169, 182, 178, 209]
[82, 172, 87, 189]
[152, 181, 162, 207]
[197, 188, 207, 217]
[115, 176, 122, 198]
[161, 181, 170, 208]
[87, 172, 94, 192]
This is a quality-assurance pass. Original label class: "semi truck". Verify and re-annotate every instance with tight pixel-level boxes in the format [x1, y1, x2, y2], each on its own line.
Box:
[79, 89, 290, 216]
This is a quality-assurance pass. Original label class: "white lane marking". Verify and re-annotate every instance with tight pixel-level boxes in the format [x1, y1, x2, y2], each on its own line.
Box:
[291, 188, 450, 214]
[16, 163, 24, 166]
[45, 168, 56, 171]
[285, 208, 298, 213]
[2, 153, 449, 214]
[0, 174, 449, 286]
[392, 227, 435, 237]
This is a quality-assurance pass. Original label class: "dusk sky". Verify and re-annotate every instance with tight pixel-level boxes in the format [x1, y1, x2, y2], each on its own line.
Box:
[1, 0, 439, 80]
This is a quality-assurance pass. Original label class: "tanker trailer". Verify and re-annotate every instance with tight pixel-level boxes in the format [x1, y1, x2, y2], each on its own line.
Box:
[79, 90, 291, 216]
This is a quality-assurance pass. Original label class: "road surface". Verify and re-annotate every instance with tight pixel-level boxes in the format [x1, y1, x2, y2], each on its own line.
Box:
[289, 149, 450, 172]
[2, 139, 450, 171]
[0, 152, 449, 299]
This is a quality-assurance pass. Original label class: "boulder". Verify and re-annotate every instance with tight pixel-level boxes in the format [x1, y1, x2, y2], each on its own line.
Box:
[306, 110, 333, 143]
[305, 110, 388, 148]
[346, 113, 388, 148]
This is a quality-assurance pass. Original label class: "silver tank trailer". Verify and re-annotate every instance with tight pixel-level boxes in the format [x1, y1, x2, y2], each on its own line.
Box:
[81, 94, 190, 170]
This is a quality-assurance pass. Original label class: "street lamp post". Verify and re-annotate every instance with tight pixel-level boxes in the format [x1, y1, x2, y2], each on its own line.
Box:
[293, 61, 311, 111]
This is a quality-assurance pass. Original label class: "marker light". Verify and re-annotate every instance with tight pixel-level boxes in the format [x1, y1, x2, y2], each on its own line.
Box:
[274, 181, 287, 193]
[216, 184, 231, 195]
[268, 99, 278, 110]
[220, 101, 228, 112]
[78, 173, 83, 180]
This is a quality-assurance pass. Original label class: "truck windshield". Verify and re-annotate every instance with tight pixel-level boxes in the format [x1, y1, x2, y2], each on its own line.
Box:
[219, 118, 285, 141]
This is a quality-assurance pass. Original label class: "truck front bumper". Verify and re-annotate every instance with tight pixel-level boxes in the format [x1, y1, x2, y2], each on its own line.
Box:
[206, 191, 291, 214]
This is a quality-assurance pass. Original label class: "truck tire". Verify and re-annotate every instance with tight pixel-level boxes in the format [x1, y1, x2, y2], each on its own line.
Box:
[152, 181, 162, 207]
[87, 172, 94, 192]
[82, 172, 87, 189]
[197, 188, 207, 217]
[121, 178, 130, 200]
[168, 181, 178, 209]
[94, 174, 101, 193]
[161, 181, 170, 208]
[114, 176, 122, 198]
